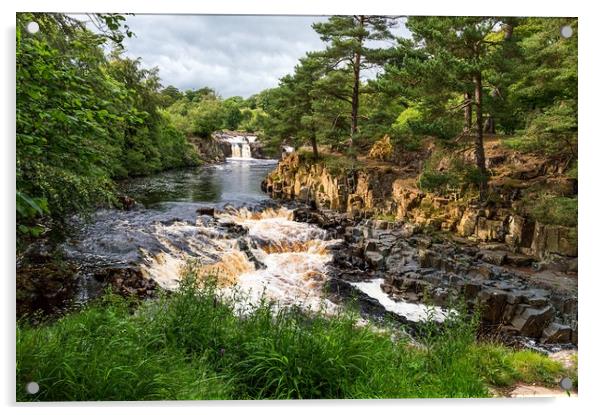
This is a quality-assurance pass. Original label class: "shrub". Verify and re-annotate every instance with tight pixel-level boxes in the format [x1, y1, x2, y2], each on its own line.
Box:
[368, 135, 394, 161]
[418, 152, 489, 195]
[418, 170, 458, 193]
[526, 195, 578, 227]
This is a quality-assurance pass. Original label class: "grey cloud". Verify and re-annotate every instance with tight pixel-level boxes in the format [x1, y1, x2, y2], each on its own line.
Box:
[119, 15, 409, 98]
[121, 15, 329, 98]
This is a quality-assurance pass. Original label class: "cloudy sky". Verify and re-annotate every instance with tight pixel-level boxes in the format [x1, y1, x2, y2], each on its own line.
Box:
[119, 15, 409, 98]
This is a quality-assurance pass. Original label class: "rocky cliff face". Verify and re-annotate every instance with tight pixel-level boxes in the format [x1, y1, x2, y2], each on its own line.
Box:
[263, 151, 578, 345]
[189, 136, 230, 163]
[262, 152, 577, 265]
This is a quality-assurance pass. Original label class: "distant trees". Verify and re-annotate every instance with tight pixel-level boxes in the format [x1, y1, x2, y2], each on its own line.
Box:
[162, 87, 269, 137]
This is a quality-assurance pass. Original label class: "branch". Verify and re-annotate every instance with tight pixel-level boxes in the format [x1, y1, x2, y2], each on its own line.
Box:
[327, 92, 353, 105]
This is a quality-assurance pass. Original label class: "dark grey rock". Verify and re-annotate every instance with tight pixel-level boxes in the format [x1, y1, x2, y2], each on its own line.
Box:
[541, 322, 572, 344]
[511, 306, 555, 338]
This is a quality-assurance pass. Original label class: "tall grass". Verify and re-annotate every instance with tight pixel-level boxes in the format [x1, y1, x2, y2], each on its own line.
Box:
[16, 273, 568, 401]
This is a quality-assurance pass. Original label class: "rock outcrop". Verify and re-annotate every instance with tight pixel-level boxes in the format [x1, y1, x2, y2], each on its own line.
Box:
[262, 152, 578, 265]
[322, 216, 578, 345]
[264, 152, 578, 345]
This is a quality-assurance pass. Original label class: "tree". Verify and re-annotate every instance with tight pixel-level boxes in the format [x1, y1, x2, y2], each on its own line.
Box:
[312, 16, 397, 149]
[505, 18, 577, 162]
[221, 96, 244, 130]
[16, 12, 198, 244]
[159, 85, 183, 107]
[265, 56, 325, 158]
[405, 17, 513, 200]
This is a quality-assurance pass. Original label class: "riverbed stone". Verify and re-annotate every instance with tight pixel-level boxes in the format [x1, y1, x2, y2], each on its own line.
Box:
[479, 250, 507, 266]
[196, 207, 215, 217]
[477, 289, 510, 323]
[506, 252, 533, 268]
[476, 217, 505, 242]
[457, 209, 478, 237]
[531, 222, 577, 259]
[541, 322, 572, 344]
[510, 305, 554, 338]
[364, 251, 385, 270]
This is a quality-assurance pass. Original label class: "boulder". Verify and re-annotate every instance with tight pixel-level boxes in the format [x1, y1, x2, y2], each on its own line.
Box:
[196, 207, 215, 217]
[477, 289, 510, 323]
[364, 239, 380, 253]
[505, 252, 534, 268]
[399, 223, 415, 238]
[297, 186, 310, 202]
[531, 223, 577, 259]
[475, 217, 505, 242]
[457, 209, 479, 237]
[392, 182, 424, 219]
[505, 215, 535, 248]
[510, 305, 554, 338]
[479, 250, 507, 266]
[364, 251, 385, 270]
[541, 322, 572, 344]
[461, 280, 483, 300]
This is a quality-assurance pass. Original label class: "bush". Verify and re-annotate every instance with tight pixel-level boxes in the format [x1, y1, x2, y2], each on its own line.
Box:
[368, 135, 393, 161]
[503, 101, 577, 161]
[527, 195, 578, 227]
[418, 153, 488, 195]
[418, 170, 458, 193]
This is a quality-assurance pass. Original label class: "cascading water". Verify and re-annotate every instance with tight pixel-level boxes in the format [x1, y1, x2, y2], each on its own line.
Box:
[231, 143, 242, 158]
[227, 136, 253, 160]
[140, 207, 340, 313]
[241, 143, 251, 159]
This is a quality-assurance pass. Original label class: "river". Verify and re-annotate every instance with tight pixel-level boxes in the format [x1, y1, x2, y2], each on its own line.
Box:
[18, 158, 446, 324]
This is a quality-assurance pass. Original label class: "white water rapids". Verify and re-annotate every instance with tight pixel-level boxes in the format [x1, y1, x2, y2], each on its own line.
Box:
[61, 160, 446, 323]
[140, 206, 446, 321]
[142, 207, 339, 313]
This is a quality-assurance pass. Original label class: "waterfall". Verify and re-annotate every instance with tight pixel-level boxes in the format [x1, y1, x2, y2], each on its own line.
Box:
[231, 143, 242, 158]
[230, 141, 252, 160]
[242, 143, 251, 159]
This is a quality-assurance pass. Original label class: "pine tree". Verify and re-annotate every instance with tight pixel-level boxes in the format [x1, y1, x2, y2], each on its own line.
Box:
[405, 16, 512, 200]
[312, 16, 397, 150]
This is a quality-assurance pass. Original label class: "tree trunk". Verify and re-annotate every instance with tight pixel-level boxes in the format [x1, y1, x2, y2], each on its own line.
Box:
[473, 72, 488, 201]
[349, 15, 365, 150]
[350, 58, 360, 140]
[310, 133, 319, 160]
[463, 92, 472, 133]
[484, 116, 496, 134]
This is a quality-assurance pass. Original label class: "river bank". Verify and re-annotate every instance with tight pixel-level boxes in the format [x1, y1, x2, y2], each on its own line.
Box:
[17, 266, 577, 401]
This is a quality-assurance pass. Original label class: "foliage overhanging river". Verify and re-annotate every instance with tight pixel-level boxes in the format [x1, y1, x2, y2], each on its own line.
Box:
[22, 158, 446, 324]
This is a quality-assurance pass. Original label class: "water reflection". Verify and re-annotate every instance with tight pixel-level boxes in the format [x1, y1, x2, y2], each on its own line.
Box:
[120, 159, 277, 208]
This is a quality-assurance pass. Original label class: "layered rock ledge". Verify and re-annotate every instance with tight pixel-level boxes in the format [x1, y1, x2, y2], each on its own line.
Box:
[263, 152, 578, 345]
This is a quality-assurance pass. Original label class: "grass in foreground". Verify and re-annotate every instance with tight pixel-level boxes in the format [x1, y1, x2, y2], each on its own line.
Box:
[17, 275, 569, 401]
